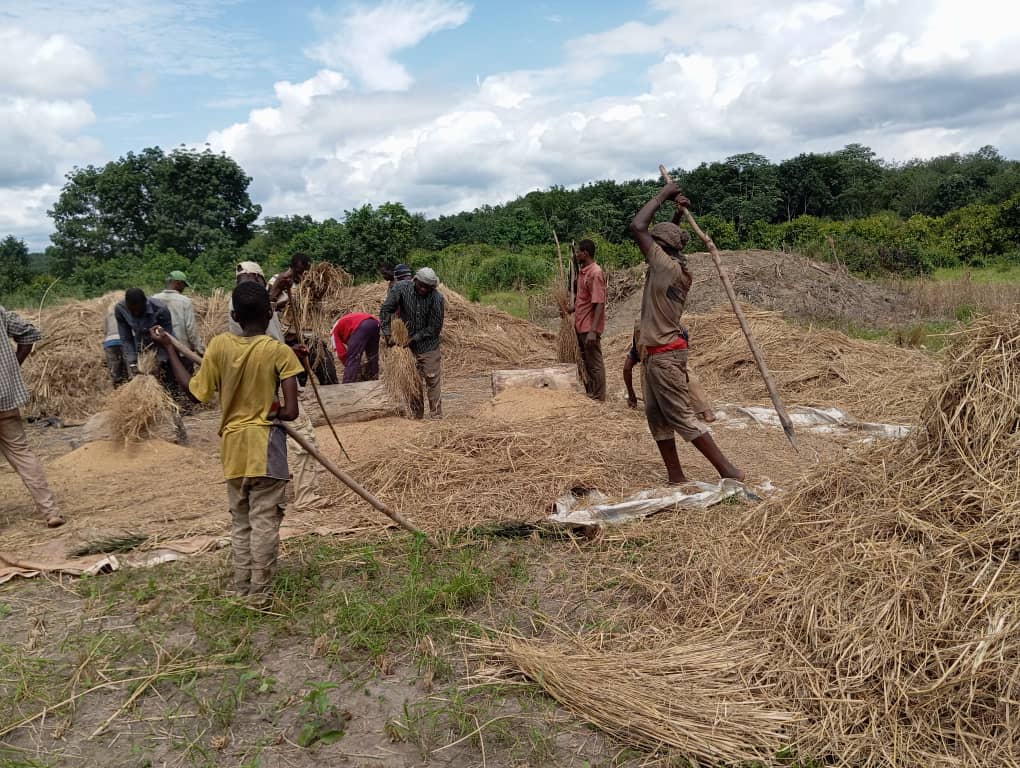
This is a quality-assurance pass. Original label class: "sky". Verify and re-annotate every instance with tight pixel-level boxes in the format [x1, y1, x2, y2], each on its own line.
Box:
[2, 0, 1019, 249]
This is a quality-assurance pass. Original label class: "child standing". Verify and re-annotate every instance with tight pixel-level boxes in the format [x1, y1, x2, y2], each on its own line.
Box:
[152, 282, 305, 604]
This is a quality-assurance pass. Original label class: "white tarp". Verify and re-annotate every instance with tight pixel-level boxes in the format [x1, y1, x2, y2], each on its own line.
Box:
[548, 478, 766, 528]
[716, 404, 910, 440]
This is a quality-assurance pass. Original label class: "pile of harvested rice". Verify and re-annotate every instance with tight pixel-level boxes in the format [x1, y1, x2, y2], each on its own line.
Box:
[327, 281, 557, 377]
[103, 374, 178, 443]
[555, 313, 1020, 767]
[21, 292, 230, 418]
[382, 318, 422, 417]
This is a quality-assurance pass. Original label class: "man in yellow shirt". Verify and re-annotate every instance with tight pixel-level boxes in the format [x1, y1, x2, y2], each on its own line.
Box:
[152, 281, 304, 604]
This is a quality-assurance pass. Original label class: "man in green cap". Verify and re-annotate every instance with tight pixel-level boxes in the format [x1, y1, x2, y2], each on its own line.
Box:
[154, 270, 204, 357]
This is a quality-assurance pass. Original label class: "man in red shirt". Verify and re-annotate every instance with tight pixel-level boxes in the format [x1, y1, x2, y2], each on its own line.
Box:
[570, 239, 607, 401]
[331, 312, 381, 383]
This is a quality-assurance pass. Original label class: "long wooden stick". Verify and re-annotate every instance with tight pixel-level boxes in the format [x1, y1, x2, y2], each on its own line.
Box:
[153, 330, 428, 540]
[276, 420, 433, 544]
[553, 230, 565, 282]
[658, 164, 798, 449]
[287, 284, 352, 462]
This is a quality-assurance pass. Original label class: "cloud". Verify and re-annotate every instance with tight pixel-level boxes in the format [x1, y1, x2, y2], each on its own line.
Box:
[0, 29, 104, 97]
[308, 0, 472, 91]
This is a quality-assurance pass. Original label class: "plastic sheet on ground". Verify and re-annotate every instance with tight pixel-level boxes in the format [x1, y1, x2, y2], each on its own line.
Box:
[548, 478, 763, 528]
[716, 404, 910, 440]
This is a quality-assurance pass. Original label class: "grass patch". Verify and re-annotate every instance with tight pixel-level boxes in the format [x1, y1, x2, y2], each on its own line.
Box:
[476, 290, 536, 319]
[931, 264, 1020, 283]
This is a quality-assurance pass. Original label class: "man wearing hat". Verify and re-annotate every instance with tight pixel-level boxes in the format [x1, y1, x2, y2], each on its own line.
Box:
[628, 182, 743, 485]
[379, 267, 445, 419]
[154, 270, 204, 357]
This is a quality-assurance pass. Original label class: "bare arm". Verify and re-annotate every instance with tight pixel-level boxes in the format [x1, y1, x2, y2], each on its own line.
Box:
[623, 356, 637, 407]
[629, 182, 682, 257]
[278, 376, 299, 421]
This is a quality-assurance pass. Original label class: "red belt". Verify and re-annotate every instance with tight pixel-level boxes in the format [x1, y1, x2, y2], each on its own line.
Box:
[646, 337, 688, 356]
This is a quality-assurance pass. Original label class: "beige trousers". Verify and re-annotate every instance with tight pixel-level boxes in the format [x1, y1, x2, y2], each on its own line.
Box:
[414, 349, 443, 418]
[287, 388, 324, 511]
[0, 409, 59, 518]
[226, 476, 288, 593]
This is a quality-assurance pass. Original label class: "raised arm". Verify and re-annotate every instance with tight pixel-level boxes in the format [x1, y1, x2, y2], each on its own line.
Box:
[3, 309, 42, 365]
[629, 182, 686, 257]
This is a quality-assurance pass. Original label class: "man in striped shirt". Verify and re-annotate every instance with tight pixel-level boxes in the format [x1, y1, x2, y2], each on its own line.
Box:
[380, 267, 445, 419]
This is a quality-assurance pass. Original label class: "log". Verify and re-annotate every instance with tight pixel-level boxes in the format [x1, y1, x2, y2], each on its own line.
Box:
[307, 380, 402, 425]
[491, 365, 581, 396]
[81, 381, 400, 444]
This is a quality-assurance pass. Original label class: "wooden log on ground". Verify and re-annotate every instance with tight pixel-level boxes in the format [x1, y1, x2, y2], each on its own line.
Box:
[491, 365, 581, 396]
[81, 380, 400, 443]
[307, 380, 402, 425]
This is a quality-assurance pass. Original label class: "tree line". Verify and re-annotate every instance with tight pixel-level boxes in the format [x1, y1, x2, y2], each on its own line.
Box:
[2, 143, 1020, 304]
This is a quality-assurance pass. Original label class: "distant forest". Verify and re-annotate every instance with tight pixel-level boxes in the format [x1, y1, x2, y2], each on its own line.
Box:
[2, 143, 1019, 302]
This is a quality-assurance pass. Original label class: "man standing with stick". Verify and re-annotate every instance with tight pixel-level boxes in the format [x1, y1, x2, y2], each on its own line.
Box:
[629, 182, 743, 485]
[567, 239, 607, 401]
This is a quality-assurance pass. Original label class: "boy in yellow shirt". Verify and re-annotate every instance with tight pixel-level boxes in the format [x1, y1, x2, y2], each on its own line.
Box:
[152, 281, 305, 603]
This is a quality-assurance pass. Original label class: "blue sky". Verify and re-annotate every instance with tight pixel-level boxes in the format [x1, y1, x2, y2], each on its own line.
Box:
[2, 0, 1019, 249]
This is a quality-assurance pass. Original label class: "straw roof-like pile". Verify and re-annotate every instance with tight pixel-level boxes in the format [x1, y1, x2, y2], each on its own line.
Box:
[496, 314, 1020, 768]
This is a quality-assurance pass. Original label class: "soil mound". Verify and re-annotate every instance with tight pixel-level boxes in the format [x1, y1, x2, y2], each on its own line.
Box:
[605, 249, 914, 335]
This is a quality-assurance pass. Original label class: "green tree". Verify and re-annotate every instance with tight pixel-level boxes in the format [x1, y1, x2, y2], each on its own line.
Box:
[48, 146, 261, 276]
[0, 236, 31, 297]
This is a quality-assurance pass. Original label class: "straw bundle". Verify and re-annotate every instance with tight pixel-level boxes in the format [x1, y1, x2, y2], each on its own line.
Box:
[553, 284, 587, 384]
[192, 288, 230, 342]
[382, 318, 423, 417]
[103, 374, 178, 443]
[472, 631, 799, 766]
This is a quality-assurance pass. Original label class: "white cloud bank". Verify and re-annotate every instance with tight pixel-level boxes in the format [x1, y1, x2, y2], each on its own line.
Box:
[209, 0, 1020, 223]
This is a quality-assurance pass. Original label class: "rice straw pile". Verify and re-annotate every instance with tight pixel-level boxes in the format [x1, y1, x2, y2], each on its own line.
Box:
[618, 305, 938, 422]
[331, 398, 657, 530]
[588, 313, 1020, 767]
[472, 631, 799, 766]
[21, 292, 121, 419]
[103, 373, 179, 443]
[382, 318, 423, 418]
[553, 283, 587, 385]
[326, 281, 556, 377]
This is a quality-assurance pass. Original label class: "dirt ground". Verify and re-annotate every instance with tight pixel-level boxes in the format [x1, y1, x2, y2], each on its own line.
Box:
[0, 266, 948, 766]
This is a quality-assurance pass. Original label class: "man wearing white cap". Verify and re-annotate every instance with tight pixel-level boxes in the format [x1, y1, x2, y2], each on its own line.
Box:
[153, 270, 204, 356]
[379, 267, 445, 418]
[229, 261, 326, 511]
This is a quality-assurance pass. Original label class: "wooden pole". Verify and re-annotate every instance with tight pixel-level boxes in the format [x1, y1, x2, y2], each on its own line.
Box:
[152, 328, 429, 540]
[553, 231, 565, 282]
[276, 420, 433, 544]
[287, 284, 352, 462]
[658, 164, 798, 449]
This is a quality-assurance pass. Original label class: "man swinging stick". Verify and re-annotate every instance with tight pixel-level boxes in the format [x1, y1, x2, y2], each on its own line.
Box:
[629, 181, 744, 485]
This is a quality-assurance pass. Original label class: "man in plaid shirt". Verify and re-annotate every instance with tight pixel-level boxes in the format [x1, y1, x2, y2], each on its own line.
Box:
[0, 306, 65, 527]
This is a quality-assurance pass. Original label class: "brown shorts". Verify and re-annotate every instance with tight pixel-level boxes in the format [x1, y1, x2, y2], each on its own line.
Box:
[643, 349, 709, 442]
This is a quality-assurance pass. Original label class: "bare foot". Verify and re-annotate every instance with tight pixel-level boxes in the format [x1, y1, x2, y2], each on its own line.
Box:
[46, 513, 66, 528]
[721, 470, 746, 483]
[667, 474, 689, 486]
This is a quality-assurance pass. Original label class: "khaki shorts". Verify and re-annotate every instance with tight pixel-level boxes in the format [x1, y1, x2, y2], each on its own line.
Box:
[643, 349, 709, 442]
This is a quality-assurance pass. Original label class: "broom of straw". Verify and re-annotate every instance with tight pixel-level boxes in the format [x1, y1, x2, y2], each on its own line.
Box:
[553, 232, 585, 374]
[151, 329, 429, 540]
[657, 164, 797, 450]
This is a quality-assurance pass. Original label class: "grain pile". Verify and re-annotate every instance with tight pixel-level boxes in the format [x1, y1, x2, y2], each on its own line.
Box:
[504, 314, 1020, 768]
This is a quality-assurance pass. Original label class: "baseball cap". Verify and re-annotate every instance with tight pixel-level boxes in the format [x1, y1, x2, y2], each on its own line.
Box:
[415, 267, 439, 287]
[236, 261, 265, 277]
[168, 270, 189, 285]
